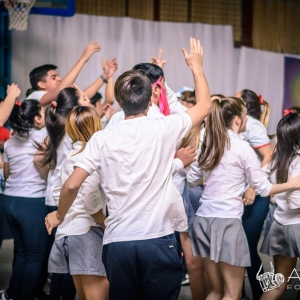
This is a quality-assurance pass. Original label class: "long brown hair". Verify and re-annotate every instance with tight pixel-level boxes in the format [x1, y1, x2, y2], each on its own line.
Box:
[198, 97, 246, 171]
[66, 106, 102, 155]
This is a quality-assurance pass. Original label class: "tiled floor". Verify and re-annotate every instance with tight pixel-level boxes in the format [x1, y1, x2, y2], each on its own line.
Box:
[0, 238, 299, 300]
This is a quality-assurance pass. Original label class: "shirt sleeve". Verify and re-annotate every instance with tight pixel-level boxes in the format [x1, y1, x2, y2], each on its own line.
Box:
[74, 132, 102, 175]
[52, 157, 73, 206]
[242, 144, 273, 196]
[244, 117, 270, 149]
[82, 170, 106, 215]
[165, 82, 187, 114]
[187, 160, 203, 187]
[172, 158, 184, 175]
[164, 113, 193, 148]
[285, 156, 300, 209]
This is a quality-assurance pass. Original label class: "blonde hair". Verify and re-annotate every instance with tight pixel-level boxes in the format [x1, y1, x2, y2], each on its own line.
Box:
[260, 101, 270, 128]
[66, 106, 102, 155]
[179, 124, 201, 150]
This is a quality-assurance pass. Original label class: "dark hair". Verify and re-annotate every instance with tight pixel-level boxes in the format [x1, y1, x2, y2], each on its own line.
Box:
[240, 89, 270, 128]
[29, 64, 57, 90]
[26, 88, 34, 98]
[42, 87, 80, 169]
[90, 92, 103, 106]
[114, 70, 152, 116]
[270, 113, 300, 183]
[180, 91, 196, 105]
[7, 100, 42, 137]
[199, 97, 246, 171]
[132, 63, 164, 84]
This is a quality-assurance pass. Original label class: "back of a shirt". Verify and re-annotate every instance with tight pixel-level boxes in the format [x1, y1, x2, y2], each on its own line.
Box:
[76, 114, 192, 244]
[4, 128, 47, 197]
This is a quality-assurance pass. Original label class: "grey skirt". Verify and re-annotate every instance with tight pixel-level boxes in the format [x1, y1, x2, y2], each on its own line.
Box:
[189, 216, 251, 267]
[260, 219, 300, 258]
[48, 226, 106, 276]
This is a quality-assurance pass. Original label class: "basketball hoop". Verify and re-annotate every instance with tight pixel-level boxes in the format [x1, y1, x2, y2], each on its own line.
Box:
[2, 0, 36, 31]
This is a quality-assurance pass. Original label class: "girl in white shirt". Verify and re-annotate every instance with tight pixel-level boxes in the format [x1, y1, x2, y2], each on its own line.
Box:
[187, 97, 300, 300]
[2, 100, 47, 300]
[48, 106, 108, 300]
[260, 113, 300, 299]
[34, 87, 91, 300]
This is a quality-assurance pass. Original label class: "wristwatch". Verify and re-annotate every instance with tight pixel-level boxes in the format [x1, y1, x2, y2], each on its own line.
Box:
[100, 74, 108, 84]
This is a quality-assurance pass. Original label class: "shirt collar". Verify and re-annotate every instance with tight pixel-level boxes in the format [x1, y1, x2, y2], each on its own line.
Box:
[72, 141, 83, 150]
[228, 129, 241, 139]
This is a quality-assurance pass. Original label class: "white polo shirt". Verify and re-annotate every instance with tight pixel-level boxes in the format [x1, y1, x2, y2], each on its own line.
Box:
[187, 130, 273, 220]
[4, 128, 48, 197]
[75, 113, 192, 245]
[265, 154, 300, 225]
[53, 141, 105, 240]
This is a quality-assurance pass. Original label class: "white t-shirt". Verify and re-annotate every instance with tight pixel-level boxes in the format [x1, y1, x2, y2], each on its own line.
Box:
[45, 135, 72, 206]
[27, 91, 47, 101]
[187, 130, 273, 220]
[53, 141, 105, 240]
[4, 128, 48, 197]
[75, 113, 192, 245]
[265, 155, 300, 225]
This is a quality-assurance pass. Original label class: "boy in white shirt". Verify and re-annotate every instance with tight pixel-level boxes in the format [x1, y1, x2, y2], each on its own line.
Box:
[45, 38, 211, 299]
[27, 42, 117, 106]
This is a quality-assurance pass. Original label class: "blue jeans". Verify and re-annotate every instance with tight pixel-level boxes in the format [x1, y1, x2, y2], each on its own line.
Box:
[242, 195, 270, 300]
[3, 195, 49, 300]
[103, 234, 183, 300]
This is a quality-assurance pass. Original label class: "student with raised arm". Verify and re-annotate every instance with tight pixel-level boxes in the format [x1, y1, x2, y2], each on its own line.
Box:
[187, 97, 300, 300]
[45, 38, 211, 300]
[27, 43, 117, 106]
[0, 84, 21, 126]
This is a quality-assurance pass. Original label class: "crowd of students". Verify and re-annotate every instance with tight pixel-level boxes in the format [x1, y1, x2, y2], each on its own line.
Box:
[0, 37, 300, 300]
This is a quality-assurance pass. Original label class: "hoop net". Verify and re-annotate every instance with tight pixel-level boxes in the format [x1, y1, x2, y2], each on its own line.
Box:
[3, 0, 36, 31]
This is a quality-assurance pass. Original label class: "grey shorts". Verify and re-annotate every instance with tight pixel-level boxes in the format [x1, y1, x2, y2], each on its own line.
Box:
[189, 216, 251, 267]
[48, 226, 106, 276]
[260, 219, 300, 258]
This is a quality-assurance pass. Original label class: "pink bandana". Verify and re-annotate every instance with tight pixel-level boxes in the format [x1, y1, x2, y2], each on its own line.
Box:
[151, 76, 170, 116]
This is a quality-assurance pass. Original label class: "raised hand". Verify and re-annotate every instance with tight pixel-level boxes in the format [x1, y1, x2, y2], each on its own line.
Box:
[103, 104, 115, 121]
[175, 146, 197, 168]
[182, 37, 203, 71]
[80, 42, 101, 63]
[102, 58, 118, 80]
[150, 49, 167, 69]
[7, 83, 21, 99]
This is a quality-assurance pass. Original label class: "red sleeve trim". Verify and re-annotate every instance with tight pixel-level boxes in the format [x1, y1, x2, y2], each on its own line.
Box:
[252, 142, 271, 149]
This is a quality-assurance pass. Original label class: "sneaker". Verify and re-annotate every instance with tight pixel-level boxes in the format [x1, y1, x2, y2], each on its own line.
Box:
[181, 273, 190, 285]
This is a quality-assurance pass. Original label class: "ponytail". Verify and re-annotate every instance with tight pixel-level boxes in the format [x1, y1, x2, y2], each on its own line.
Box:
[40, 87, 80, 169]
[259, 100, 270, 128]
[199, 97, 246, 171]
[241, 89, 271, 129]
[8, 100, 41, 137]
[179, 124, 201, 150]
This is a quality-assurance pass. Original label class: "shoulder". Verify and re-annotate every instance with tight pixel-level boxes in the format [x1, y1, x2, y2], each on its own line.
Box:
[26, 91, 47, 101]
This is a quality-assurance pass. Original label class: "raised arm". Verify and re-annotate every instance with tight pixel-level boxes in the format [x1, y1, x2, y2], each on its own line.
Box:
[40, 42, 101, 106]
[183, 38, 211, 128]
[0, 84, 21, 127]
[83, 58, 118, 100]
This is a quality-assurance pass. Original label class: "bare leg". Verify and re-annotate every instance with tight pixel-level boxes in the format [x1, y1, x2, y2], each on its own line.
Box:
[203, 257, 223, 300]
[81, 275, 109, 300]
[72, 275, 86, 300]
[180, 232, 207, 300]
[218, 261, 244, 300]
[260, 255, 297, 300]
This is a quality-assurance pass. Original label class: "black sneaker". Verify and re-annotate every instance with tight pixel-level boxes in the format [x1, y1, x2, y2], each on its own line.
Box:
[181, 273, 190, 286]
